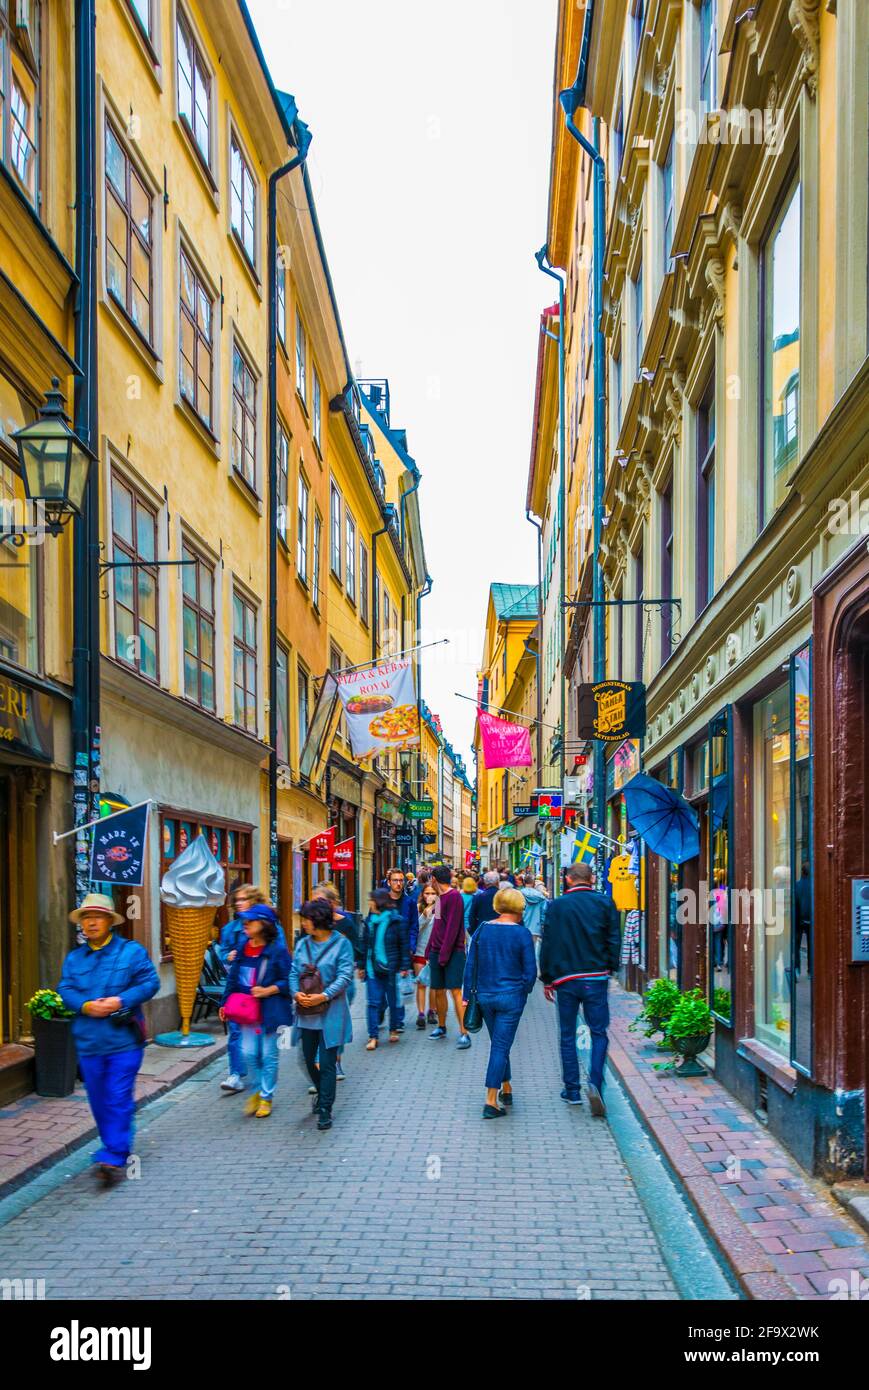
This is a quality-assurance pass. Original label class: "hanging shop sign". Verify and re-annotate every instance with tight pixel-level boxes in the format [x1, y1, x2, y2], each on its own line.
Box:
[308, 827, 336, 864]
[535, 792, 563, 820]
[0, 672, 54, 762]
[500, 825, 516, 839]
[395, 830, 414, 847]
[331, 838, 355, 872]
[327, 658, 420, 759]
[512, 802, 534, 817]
[478, 708, 532, 769]
[578, 680, 646, 742]
[90, 801, 150, 886]
[421, 832, 438, 845]
[404, 799, 434, 819]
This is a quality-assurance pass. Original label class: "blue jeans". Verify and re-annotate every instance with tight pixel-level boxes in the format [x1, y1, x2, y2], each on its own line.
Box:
[78, 1047, 144, 1167]
[366, 973, 399, 1038]
[478, 990, 527, 1091]
[556, 977, 610, 1096]
[241, 1027, 280, 1099]
[227, 1020, 246, 1078]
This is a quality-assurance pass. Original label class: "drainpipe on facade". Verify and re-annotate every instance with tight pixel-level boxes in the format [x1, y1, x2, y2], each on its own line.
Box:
[268, 119, 312, 903]
[525, 509, 545, 790]
[416, 572, 433, 869]
[371, 519, 391, 663]
[560, 51, 608, 839]
[72, 0, 99, 906]
[535, 248, 566, 895]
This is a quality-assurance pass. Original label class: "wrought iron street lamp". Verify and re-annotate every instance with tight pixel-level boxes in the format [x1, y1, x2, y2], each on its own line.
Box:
[12, 377, 94, 535]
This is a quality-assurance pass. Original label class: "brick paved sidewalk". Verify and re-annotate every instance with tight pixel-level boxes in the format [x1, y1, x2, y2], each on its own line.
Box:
[0, 988, 678, 1300]
[0, 1020, 227, 1199]
[607, 987, 869, 1299]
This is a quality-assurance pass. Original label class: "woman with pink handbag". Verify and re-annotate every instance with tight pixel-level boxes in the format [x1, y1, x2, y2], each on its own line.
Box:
[219, 908, 293, 1118]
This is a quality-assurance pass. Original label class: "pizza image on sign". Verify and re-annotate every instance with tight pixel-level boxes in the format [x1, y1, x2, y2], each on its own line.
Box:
[331, 658, 420, 759]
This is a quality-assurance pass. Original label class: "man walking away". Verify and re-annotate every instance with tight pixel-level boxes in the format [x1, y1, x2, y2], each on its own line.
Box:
[469, 870, 500, 936]
[426, 865, 471, 1049]
[539, 861, 620, 1116]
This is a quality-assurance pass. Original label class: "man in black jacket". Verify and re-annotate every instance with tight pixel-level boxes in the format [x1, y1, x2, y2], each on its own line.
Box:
[539, 861, 621, 1116]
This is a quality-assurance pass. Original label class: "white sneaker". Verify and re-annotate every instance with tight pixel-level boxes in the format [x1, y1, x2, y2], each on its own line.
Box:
[220, 1074, 245, 1093]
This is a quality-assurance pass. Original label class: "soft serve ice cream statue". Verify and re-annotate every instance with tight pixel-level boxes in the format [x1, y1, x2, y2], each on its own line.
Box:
[160, 833, 226, 908]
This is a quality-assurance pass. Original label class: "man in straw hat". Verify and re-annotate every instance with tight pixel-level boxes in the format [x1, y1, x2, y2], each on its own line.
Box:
[58, 893, 159, 1187]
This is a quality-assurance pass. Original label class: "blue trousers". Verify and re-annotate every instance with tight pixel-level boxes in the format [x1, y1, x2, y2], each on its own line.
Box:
[556, 977, 610, 1096]
[478, 990, 527, 1091]
[241, 1027, 280, 1099]
[227, 1020, 246, 1077]
[366, 972, 399, 1038]
[78, 1047, 144, 1168]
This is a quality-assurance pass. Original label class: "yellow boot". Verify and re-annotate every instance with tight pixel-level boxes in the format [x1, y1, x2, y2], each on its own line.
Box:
[255, 1098, 272, 1118]
[244, 1092, 261, 1116]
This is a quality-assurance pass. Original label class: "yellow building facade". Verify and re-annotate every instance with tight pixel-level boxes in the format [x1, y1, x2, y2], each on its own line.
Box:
[0, 0, 78, 1093]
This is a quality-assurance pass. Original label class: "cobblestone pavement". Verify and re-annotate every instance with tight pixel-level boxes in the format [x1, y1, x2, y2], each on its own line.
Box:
[0, 990, 678, 1300]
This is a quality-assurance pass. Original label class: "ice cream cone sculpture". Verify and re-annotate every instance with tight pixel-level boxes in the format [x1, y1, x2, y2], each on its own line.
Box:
[160, 835, 226, 1036]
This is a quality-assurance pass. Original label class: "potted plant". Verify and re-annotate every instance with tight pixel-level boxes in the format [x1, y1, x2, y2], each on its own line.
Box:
[664, 988, 713, 1076]
[27, 989, 77, 1098]
[630, 977, 681, 1038]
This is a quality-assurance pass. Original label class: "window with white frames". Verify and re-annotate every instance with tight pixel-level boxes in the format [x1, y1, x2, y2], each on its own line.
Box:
[699, 0, 717, 114]
[2, 0, 40, 205]
[233, 590, 257, 733]
[230, 134, 256, 267]
[312, 512, 322, 610]
[761, 175, 801, 525]
[276, 643, 289, 764]
[298, 663, 310, 751]
[296, 471, 309, 583]
[345, 512, 356, 602]
[330, 482, 342, 579]
[634, 260, 643, 375]
[231, 345, 256, 489]
[180, 248, 213, 427]
[312, 368, 321, 450]
[295, 310, 307, 403]
[661, 135, 674, 273]
[276, 262, 286, 345]
[177, 11, 210, 167]
[277, 426, 289, 543]
[105, 119, 153, 344]
[129, 0, 152, 40]
[359, 540, 369, 625]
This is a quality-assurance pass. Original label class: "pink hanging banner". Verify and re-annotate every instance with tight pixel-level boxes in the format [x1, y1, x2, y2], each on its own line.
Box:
[478, 708, 533, 770]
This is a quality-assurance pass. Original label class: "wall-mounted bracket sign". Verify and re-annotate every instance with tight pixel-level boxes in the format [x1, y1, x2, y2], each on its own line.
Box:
[578, 681, 646, 742]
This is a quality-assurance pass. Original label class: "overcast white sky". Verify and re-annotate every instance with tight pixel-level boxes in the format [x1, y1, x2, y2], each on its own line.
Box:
[248, 0, 557, 766]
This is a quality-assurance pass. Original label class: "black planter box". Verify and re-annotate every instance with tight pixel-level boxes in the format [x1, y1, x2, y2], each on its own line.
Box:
[32, 1016, 78, 1098]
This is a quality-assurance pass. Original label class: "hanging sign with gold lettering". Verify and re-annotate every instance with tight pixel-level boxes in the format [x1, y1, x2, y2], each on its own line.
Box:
[0, 672, 54, 761]
[578, 681, 646, 743]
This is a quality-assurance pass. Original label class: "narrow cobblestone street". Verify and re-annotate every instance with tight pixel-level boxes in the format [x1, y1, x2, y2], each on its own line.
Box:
[0, 991, 679, 1300]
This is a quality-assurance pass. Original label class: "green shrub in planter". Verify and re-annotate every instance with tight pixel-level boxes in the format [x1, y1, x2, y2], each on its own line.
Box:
[630, 977, 681, 1037]
[26, 989, 77, 1098]
[659, 989, 713, 1076]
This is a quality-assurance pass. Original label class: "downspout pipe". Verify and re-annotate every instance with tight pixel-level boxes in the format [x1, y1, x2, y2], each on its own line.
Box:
[415, 572, 432, 868]
[524, 509, 544, 785]
[268, 121, 312, 903]
[72, 0, 99, 906]
[371, 521, 391, 663]
[535, 246, 566, 896]
[560, 81, 607, 839]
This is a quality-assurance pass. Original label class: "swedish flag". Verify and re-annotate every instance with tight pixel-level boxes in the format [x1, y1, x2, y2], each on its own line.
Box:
[571, 827, 600, 865]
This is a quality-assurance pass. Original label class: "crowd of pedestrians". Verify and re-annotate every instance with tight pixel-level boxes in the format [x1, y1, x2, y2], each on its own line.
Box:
[58, 854, 622, 1182]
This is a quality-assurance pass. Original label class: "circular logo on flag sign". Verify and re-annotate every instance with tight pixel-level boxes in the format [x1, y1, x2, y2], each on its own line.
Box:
[104, 845, 132, 864]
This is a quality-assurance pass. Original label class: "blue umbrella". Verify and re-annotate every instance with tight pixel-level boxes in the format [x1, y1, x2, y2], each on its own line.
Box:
[621, 773, 700, 864]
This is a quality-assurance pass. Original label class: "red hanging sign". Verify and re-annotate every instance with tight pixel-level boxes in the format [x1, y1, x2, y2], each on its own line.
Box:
[308, 827, 336, 864]
[331, 837, 355, 872]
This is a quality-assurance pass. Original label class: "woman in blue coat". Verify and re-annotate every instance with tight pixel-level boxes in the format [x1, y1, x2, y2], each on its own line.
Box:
[290, 897, 354, 1131]
[219, 907, 292, 1119]
[463, 886, 537, 1119]
[217, 885, 287, 1096]
[58, 894, 160, 1187]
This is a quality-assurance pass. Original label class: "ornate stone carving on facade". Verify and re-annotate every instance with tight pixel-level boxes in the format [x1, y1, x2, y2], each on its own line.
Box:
[752, 602, 766, 641]
[654, 60, 669, 102]
[24, 769, 47, 805]
[664, 369, 685, 443]
[678, 688, 686, 714]
[691, 673, 700, 701]
[705, 258, 726, 326]
[704, 654, 717, 686]
[725, 632, 741, 668]
[785, 566, 802, 607]
[789, 0, 821, 98]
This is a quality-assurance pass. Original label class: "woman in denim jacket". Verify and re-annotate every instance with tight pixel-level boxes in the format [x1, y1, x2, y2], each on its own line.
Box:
[290, 898, 354, 1131]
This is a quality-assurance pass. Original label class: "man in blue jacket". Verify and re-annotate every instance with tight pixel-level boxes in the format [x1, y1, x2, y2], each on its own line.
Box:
[385, 867, 416, 1031]
[539, 861, 621, 1116]
[58, 893, 159, 1186]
